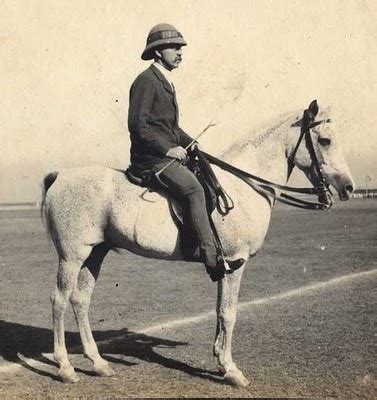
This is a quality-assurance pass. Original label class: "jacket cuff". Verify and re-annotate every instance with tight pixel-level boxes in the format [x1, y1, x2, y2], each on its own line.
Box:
[152, 137, 174, 156]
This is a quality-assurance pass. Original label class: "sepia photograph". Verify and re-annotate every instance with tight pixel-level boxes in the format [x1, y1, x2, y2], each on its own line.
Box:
[1, 0, 376, 398]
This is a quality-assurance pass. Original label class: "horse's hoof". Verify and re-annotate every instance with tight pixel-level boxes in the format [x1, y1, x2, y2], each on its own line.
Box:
[94, 363, 115, 377]
[58, 366, 80, 383]
[218, 365, 226, 375]
[223, 370, 250, 387]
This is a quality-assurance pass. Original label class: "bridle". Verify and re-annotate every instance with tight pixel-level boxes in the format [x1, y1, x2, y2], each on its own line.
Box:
[287, 106, 333, 207]
[201, 102, 334, 212]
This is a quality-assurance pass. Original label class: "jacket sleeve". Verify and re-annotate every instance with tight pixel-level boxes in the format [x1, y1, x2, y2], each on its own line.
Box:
[128, 77, 173, 156]
[175, 127, 195, 148]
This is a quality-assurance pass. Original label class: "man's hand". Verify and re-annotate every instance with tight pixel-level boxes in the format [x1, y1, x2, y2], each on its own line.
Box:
[166, 146, 187, 161]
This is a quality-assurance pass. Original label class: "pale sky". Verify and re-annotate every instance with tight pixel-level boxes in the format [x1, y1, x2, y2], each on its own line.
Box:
[1, 0, 376, 202]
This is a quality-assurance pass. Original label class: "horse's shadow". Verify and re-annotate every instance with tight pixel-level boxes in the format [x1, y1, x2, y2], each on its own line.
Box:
[0, 320, 222, 383]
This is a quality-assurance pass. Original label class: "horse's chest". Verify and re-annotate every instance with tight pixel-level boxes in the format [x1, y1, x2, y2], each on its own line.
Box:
[213, 193, 272, 256]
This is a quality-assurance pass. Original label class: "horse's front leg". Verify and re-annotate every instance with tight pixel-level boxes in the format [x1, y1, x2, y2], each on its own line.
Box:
[213, 264, 250, 387]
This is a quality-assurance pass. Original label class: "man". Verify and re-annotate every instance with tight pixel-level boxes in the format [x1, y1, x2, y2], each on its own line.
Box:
[128, 23, 244, 281]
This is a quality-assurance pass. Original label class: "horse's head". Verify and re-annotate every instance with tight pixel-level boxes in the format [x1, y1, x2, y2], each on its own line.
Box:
[290, 100, 355, 202]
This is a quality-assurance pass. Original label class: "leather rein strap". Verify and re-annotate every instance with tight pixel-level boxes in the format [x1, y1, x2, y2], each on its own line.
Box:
[201, 110, 333, 211]
[202, 151, 329, 210]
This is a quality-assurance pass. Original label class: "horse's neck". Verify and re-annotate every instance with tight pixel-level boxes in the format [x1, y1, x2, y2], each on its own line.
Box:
[223, 119, 296, 185]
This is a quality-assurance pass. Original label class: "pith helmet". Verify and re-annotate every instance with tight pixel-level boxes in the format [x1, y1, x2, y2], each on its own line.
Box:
[141, 23, 187, 60]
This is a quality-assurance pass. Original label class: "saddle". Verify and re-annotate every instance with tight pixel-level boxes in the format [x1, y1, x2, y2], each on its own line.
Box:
[126, 149, 233, 218]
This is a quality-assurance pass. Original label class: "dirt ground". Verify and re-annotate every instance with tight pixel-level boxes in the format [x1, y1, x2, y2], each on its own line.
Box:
[0, 199, 376, 398]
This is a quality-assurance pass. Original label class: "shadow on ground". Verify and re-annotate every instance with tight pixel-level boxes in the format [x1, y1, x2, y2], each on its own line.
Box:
[0, 320, 222, 383]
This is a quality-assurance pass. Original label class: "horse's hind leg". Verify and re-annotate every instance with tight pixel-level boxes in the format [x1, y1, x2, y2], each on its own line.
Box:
[51, 247, 92, 383]
[70, 243, 115, 377]
[214, 265, 250, 387]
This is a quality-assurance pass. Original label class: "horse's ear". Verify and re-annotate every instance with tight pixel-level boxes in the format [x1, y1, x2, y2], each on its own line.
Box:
[308, 99, 319, 119]
[302, 100, 319, 129]
[303, 109, 311, 129]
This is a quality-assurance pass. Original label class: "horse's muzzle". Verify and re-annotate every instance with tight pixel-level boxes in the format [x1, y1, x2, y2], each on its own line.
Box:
[338, 182, 354, 201]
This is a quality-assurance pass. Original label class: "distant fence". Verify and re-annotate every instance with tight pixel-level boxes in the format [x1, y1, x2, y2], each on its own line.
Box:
[351, 189, 377, 199]
[0, 202, 38, 210]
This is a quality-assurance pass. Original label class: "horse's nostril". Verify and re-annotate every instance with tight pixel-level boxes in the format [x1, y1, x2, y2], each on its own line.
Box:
[345, 184, 354, 193]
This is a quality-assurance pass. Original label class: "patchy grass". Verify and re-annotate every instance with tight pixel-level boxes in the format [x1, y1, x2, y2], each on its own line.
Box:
[0, 199, 376, 398]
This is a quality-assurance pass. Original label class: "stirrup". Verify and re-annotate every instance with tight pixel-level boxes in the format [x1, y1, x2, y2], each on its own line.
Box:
[206, 258, 245, 282]
[223, 258, 245, 273]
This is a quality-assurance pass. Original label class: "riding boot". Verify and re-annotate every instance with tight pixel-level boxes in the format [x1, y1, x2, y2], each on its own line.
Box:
[180, 210, 200, 260]
[185, 193, 245, 282]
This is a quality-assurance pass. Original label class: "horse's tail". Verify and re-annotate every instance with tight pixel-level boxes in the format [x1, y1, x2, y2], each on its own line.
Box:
[40, 171, 59, 235]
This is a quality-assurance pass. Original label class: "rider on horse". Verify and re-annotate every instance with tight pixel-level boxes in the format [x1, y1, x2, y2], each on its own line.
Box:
[128, 23, 244, 281]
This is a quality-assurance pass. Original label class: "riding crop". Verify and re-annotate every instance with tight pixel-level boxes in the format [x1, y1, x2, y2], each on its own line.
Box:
[154, 121, 217, 181]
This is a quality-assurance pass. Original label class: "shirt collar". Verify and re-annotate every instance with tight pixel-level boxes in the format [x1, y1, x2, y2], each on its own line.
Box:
[152, 62, 174, 88]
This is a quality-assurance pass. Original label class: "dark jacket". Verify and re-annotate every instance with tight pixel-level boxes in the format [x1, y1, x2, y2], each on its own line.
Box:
[128, 64, 194, 176]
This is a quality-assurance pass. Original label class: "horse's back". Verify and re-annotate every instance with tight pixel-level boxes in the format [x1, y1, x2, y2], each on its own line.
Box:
[46, 165, 118, 213]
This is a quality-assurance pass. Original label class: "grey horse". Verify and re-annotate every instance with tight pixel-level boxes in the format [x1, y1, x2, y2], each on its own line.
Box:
[42, 100, 354, 385]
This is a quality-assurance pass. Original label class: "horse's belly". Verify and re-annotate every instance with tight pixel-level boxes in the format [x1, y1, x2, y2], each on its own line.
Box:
[109, 189, 182, 259]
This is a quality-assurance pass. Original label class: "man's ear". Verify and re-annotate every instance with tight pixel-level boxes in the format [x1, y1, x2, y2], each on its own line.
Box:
[154, 49, 162, 59]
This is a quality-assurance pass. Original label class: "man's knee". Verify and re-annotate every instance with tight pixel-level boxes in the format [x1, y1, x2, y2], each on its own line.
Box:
[186, 179, 205, 198]
[161, 164, 203, 197]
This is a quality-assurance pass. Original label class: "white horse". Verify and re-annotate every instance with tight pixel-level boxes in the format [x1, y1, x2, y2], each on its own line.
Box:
[42, 100, 354, 386]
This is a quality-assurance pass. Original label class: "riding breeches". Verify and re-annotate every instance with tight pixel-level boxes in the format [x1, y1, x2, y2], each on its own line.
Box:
[158, 161, 218, 267]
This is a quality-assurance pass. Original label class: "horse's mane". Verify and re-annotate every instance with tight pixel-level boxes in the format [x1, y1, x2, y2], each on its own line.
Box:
[223, 106, 331, 158]
[223, 110, 299, 157]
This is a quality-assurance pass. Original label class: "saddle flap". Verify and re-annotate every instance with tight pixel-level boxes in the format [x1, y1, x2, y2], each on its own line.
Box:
[169, 198, 184, 225]
[125, 167, 184, 225]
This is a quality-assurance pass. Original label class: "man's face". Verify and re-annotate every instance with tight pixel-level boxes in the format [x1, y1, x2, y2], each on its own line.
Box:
[155, 45, 183, 71]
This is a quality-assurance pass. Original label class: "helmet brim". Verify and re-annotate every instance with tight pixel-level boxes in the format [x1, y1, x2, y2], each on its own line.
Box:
[141, 37, 187, 60]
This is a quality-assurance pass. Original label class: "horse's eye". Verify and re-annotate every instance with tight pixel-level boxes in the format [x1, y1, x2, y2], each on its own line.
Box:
[318, 137, 331, 146]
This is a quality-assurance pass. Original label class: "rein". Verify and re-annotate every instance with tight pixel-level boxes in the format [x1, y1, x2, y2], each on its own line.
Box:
[202, 151, 329, 210]
[201, 101, 333, 211]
